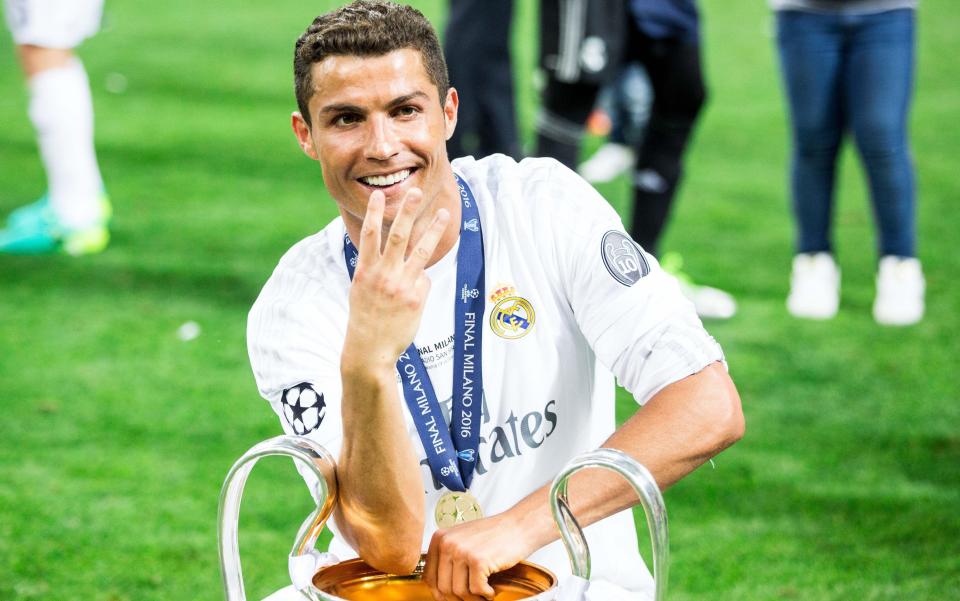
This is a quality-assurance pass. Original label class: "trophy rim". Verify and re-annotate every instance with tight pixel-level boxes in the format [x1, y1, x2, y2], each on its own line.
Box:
[312, 555, 558, 600]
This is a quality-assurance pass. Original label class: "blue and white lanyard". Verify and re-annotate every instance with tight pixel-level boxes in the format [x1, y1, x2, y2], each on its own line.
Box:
[343, 174, 485, 491]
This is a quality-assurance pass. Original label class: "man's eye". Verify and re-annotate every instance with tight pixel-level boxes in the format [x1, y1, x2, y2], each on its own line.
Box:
[395, 106, 419, 117]
[334, 114, 361, 126]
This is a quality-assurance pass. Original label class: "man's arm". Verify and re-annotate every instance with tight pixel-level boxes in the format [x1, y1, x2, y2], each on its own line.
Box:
[334, 188, 450, 575]
[423, 361, 743, 600]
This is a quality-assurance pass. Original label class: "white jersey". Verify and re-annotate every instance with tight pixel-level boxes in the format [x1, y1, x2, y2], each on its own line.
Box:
[248, 155, 723, 596]
[3, 0, 104, 48]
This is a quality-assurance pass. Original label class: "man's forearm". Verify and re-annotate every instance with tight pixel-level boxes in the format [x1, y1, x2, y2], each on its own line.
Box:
[336, 358, 425, 574]
[328, 188, 455, 574]
[501, 362, 744, 553]
[422, 365, 744, 601]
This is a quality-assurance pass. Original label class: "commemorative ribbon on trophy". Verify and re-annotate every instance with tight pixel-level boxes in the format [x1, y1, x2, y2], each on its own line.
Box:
[344, 174, 485, 528]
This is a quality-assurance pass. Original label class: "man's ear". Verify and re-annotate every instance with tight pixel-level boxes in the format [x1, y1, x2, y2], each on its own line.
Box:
[291, 112, 319, 160]
[443, 87, 459, 141]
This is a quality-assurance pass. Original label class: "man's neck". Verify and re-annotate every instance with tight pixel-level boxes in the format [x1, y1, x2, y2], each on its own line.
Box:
[422, 170, 463, 267]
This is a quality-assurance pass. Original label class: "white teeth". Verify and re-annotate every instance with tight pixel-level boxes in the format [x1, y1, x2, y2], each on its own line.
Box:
[360, 169, 411, 187]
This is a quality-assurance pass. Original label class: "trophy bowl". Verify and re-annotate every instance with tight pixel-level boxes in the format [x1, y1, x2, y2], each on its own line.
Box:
[219, 436, 667, 601]
[311, 556, 556, 601]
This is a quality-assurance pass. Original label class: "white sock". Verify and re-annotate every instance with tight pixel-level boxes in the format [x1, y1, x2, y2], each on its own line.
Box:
[28, 57, 104, 230]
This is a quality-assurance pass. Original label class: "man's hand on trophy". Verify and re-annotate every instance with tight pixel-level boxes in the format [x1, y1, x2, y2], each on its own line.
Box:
[423, 512, 538, 601]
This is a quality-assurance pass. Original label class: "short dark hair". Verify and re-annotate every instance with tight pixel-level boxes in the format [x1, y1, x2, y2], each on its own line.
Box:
[294, 0, 450, 127]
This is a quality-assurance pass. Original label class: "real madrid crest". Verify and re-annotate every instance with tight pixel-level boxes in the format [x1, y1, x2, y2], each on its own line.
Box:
[489, 285, 535, 339]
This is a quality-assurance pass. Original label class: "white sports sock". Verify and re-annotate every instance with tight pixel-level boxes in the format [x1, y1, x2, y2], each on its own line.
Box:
[28, 57, 105, 230]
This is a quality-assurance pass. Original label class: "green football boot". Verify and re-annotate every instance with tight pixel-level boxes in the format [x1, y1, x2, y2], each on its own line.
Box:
[6, 194, 52, 228]
[659, 252, 738, 320]
[0, 193, 111, 256]
[6, 192, 112, 229]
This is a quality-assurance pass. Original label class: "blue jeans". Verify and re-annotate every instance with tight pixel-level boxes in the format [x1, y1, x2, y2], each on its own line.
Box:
[776, 9, 917, 258]
[598, 62, 653, 147]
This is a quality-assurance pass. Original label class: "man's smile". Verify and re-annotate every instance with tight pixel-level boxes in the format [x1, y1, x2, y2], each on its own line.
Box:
[358, 167, 418, 189]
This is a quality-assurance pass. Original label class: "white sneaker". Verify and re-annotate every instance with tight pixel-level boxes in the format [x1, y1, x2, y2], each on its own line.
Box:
[577, 143, 635, 183]
[787, 252, 840, 319]
[873, 256, 925, 326]
[660, 252, 737, 319]
[678, 281, 738, 320]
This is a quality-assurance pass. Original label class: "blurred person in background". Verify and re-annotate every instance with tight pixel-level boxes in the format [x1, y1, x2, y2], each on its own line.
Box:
[578, 62, 653, 185]
[774, 0, 923, 325]
[443, 0, 521, 160]
[0, 0, 111, 256]
[536, 0, 736, 320]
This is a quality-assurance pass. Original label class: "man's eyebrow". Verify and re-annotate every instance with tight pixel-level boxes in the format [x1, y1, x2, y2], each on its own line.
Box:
[319, 102, 364, 115]
[387, 91, 430, 107]
[318, 92, 429, 116]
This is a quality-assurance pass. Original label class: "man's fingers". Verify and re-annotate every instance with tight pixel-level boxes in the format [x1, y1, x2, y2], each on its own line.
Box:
[424, 535, 443, 601]
[453, 562, 492, 601]
[451, 562, 472, 601]
[357, 190, 385, 265]
[383, 187, 423, 262]
[435, 554, 454, 601]
[406, 208, 450, 274]
[469, 564, 496, 600]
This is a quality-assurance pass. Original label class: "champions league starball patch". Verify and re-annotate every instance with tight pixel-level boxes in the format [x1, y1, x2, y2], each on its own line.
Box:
[489, 285, 535, 339]
[280, 383, 326, 435]
[601, 230, 650, 286]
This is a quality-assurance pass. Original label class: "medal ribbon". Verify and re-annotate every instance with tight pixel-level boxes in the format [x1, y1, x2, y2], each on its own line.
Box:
[343, 174, 484, 491]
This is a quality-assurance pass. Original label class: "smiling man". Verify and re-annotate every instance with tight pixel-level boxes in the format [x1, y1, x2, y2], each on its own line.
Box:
[247, 2, 743, 600]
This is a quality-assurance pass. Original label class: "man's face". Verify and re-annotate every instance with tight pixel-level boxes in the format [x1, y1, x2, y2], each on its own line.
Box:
[292, 48, 458, 231]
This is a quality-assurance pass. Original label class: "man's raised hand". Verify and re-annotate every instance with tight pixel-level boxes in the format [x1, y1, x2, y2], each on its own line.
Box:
[345, 188, 450, 370]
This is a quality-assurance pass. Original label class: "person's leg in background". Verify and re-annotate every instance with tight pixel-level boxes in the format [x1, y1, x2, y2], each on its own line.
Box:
[535, 78, 601, 169]
[1, 0, 110, 255]
[444, 0, 520, 160]
[621, 29, 735, 319]
[578, 63, 652, 184]
[845, 8, 923, 325]
[627, 34, 705, 257]
[535, 0, 627, 169]
[615, 62, 653, 148]
[776, 10, 845, 319]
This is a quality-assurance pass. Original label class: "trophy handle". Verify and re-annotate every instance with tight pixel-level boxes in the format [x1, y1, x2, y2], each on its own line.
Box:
[218, 435, 339, 601]
[548, 448, 669, 600]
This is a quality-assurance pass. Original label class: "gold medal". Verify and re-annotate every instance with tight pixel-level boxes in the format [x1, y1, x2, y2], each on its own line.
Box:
[434, 491, 483, 528]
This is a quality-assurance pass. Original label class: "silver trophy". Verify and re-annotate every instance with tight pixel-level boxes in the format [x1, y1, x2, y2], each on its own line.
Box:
[219, 435, 668, 600]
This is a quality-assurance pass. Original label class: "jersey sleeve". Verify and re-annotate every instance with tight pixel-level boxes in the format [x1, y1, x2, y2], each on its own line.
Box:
[247, 252, 360, 546]
[535, 161, 724, 404]
[247, 269, 345, 460]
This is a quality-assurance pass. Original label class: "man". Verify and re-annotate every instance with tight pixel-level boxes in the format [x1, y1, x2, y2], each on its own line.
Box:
[248, 2, 743, 600]
[0, 0, 111, 255]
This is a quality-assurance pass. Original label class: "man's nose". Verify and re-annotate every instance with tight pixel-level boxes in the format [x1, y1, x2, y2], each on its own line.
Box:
[364, 115, 399, 160]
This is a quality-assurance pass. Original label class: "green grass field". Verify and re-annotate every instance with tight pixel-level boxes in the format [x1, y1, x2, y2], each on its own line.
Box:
[1, 1, 958, 599]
